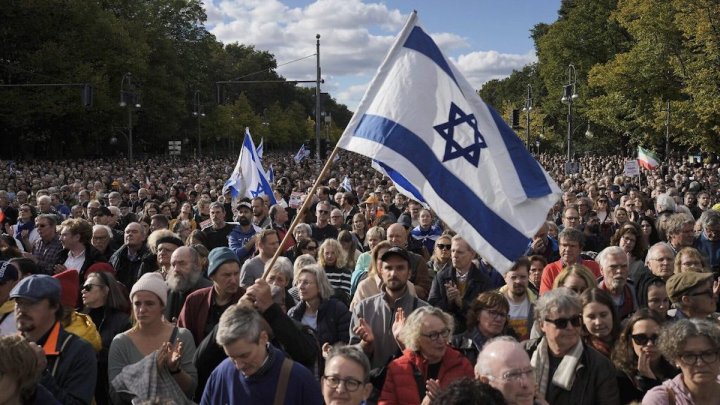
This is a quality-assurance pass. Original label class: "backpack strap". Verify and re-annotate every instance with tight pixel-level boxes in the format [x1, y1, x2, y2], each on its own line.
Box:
[274, 357, 293, 405]
[410, 362, 426, 400]
[51, 333, 74, 377]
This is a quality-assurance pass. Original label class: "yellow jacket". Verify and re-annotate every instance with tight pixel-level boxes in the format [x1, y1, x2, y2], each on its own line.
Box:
[63, 311, 102, 352]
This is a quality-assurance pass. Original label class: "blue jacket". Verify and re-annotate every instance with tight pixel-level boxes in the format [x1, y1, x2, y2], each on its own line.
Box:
[228, 224, 260, 263]
[200, 345, 322, 405]
[695, 233, 720, 273]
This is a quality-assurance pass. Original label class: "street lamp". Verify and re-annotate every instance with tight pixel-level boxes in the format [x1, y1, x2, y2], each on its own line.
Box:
[522, 84, 532, 149]
[561, 64, 578, 163]
[119, 73, 140, 163]
[193, 90, 205, 156]
[585, 123, 593, 139]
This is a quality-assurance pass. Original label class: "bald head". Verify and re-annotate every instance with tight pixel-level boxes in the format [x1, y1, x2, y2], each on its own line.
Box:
[476, 338, 535, 405]
[387, 223, 407, 247]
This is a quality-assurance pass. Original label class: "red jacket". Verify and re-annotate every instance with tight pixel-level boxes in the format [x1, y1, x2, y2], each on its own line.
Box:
[177, 286, 245, 345]
[379, 346, 473, 405]
[539, 259, 601, 295]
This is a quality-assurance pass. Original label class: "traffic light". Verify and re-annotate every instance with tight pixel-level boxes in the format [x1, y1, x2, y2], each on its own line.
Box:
[511, 109, 520, 129]
[81, 84, 93, 108]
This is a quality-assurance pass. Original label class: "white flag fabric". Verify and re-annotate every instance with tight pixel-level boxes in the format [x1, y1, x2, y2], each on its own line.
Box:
[336, 12, 561, 272]
[294, 144, 310, 164]
[340, 176, 352, 192]
[223, 128, 276, 204]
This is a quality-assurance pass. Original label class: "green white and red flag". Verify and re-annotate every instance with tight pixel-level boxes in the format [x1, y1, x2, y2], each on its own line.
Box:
[637, 146, 660, 170]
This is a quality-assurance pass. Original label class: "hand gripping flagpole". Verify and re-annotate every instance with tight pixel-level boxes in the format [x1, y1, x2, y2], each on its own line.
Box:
[261, 145, 341, 280]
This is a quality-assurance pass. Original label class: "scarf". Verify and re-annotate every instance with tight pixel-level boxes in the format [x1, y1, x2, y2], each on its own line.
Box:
[531, 337, 584, 400]
[585, 335, 612, 358]
[15, 220, 34, 240]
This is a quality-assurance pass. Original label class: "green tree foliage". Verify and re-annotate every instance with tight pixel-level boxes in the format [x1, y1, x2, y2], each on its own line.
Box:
[0, 0, 351, 159]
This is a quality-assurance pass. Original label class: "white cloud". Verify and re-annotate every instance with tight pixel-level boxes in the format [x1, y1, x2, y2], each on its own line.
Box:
[452, 50, 537, 89]
[204, 0, 536, 109]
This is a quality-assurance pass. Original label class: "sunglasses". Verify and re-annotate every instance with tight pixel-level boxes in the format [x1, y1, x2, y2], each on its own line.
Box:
[306, 245, 318, 250]
[81, 284, 103, 292]
[631, 333, 659, 346]
[436, 244, 451, 250]
[544, 315, 582, 329]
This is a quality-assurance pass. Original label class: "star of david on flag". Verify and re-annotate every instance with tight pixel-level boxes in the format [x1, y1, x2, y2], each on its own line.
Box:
[222, 128, 276, 205]
[335, 11, 561, 272]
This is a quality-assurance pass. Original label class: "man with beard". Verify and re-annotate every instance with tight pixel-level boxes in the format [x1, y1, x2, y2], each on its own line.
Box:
[596, 246, 636, 320]
[386, 223, 431, 299]
[11, 274, 97, 404]
[228, 201, 261, 265]
[350, 247, 429, 369]
[665, 213, 696, 254]
[202, 202, 234, 250]
[498, 258, 537, 340]
[251, 196, 271, 228]
[165, 246, 212, 322]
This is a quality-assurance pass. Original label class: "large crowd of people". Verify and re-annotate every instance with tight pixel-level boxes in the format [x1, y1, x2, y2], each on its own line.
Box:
[0, 150, 719, 405]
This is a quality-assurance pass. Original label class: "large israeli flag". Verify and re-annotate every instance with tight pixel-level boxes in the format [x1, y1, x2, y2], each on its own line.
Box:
[223, 128, 276, 204]
[336, 12, 561, 272]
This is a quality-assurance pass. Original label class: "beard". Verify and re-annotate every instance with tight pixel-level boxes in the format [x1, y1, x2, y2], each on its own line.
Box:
[167, 270, 202, 293]
[238, 217, 251, 226]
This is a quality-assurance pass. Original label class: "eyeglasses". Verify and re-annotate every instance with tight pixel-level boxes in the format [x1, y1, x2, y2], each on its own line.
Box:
[544, 315, 582, 329]
[487, 367, 535, 382]
[81, 284, 103, 292]
[322, 375, 364, 392]
[679, 350, 720, 366]
[421, 328, 451, 341]
[297, 280, 316, 287]
[436, 244, 451, 250]
[484, 309, 508, 320]
[631, 333, 659, 346]
[598, 200, 608, 203]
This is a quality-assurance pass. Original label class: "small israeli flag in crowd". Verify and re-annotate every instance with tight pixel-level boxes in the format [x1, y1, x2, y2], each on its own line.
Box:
[223, 128, 276, 204]
[294, 144, 310, 164]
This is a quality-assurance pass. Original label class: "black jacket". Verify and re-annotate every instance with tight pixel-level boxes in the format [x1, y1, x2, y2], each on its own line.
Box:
[55, 243, 107, 280]
[428, 263, 491, 333]
[288, 298, 350, 347]
[109, 243, 154, 291]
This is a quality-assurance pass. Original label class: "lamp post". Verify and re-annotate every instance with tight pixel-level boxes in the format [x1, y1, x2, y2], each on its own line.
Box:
[119, 73, 140, 163]
[522, 84, 532, 149]
[193, 90, 205, 156]
[585, 123, 593, 139]
[561, 64, 578, 163]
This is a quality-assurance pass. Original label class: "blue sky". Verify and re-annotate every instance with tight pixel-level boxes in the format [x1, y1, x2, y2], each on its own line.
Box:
[204, 0, 561, 110]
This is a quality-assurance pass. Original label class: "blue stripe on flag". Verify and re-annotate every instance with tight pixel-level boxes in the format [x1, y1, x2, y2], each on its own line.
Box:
[488, 107, 554, 198]
[403, 26, 458, 87]
[356, 114, 529, 260]
[373, 160, 426, 204]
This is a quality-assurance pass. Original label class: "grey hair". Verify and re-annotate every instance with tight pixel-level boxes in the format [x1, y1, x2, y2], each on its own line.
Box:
[558, 227, 585, 249]
[658, 319, 720, 362]
[645, 242, 675, 266]
[265, 256, 293, 283]
[399, 306, 454, 352]
[534, 287, 581, 321]
[292, 254, 316, 280]
[325, 345, 372, 383]
[294, 223, 312, 237]
[216, 305, 263, 347]
[93, 224, 113, 238]
[596, 246, 625, 269]
[699, 210, 720, 229]
[36, 213, 58, 227]
[37, 195, 51, 204]
[475, 336, 521, 376]
[295, 264, 335, 300]
[665, 213, 695, 237]
[655, 193, 676, 213]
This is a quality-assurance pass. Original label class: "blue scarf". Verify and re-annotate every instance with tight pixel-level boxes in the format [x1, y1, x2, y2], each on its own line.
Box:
[15, 220, 34, 240]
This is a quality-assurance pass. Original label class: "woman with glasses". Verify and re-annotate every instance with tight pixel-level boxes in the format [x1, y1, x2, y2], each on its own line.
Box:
[552, 264, 597, 295]
[610, 226, 646, 278]
[322, 345, 373, 405]
[643, 319, 720, 404]
[288, 264, 350, 376]
[451, 292, 515, 365]
[525, 287, 619, 405]
[580, 288, 620, 358]
[612, 309, 677, 404]
[81, 270, 131, 405]
[379, 307, 473, 405]
[427, 234, 453, 279]
[673, 247, 709, 274]
[594, 196, 613, 226]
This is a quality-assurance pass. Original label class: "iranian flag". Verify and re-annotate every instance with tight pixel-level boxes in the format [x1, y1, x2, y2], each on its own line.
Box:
[637, 146, 660, 170]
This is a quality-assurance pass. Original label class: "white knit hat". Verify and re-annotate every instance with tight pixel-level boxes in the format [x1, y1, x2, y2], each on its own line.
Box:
[130, 272, 168, 306]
